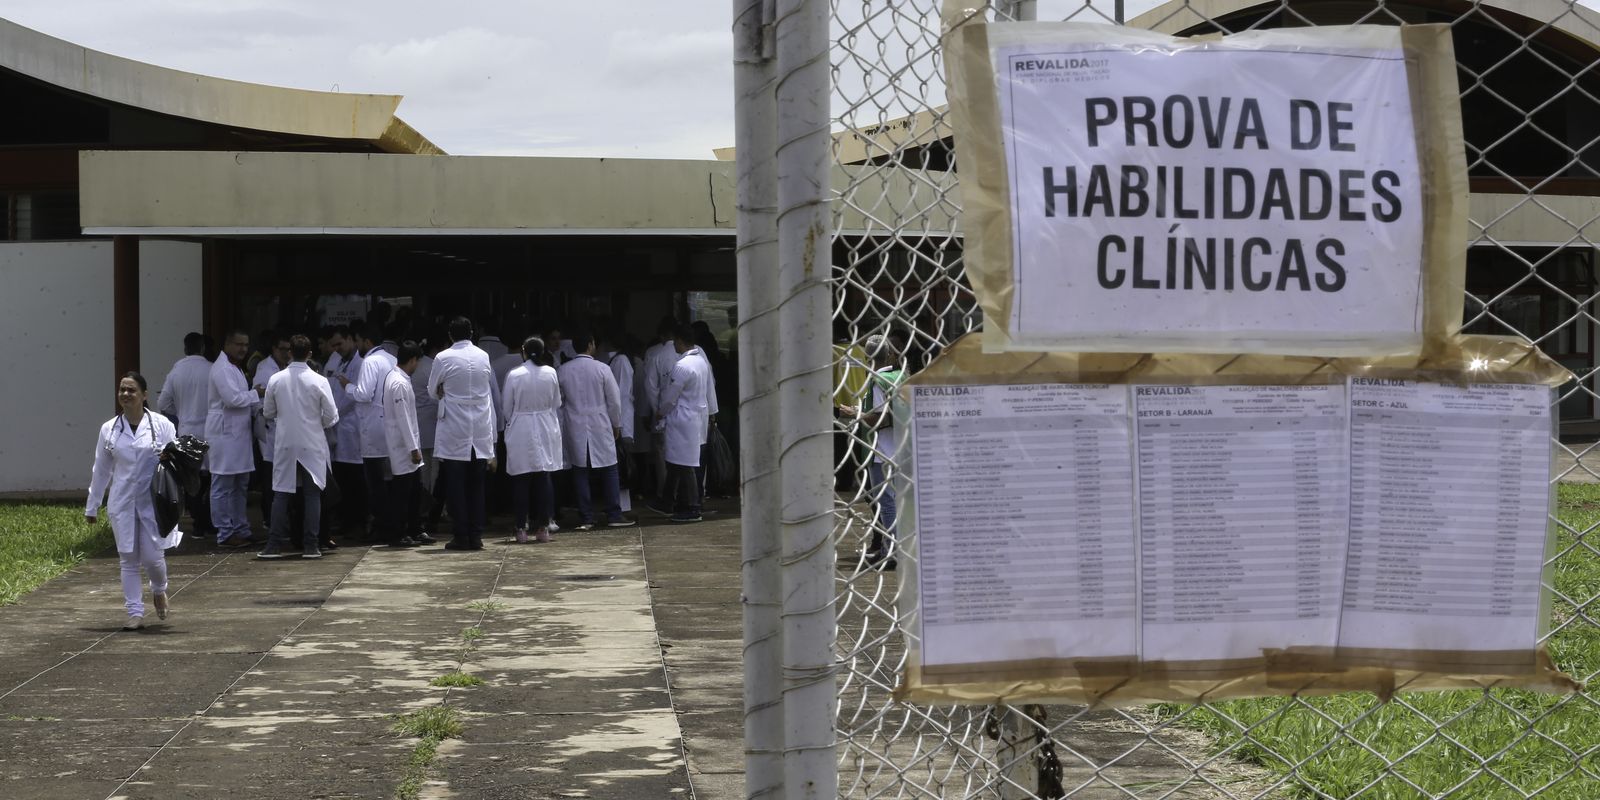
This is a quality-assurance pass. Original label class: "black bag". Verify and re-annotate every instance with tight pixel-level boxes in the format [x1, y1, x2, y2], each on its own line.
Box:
[162, 435, 210, 495]
[152, 435, 210, 534]
[705, 423, 736, 496]
[151, 461, 184, 534]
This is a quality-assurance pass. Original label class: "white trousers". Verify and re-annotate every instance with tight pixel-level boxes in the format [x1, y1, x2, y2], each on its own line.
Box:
[118, 522, 169, 617]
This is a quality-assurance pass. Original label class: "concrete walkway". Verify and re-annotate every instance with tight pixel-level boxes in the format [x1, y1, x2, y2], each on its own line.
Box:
[1, 499, 1242, 800]
[0, 505, 744, 800]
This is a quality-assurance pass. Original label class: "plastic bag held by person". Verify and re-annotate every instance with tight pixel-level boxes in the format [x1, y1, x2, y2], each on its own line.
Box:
[151, 460, 185, 534]
[163, 435, 209, 494]
[150, 435, 209, 539]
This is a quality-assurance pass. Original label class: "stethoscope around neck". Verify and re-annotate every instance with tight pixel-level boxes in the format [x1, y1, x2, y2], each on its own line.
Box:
[106, 408, 154, 452]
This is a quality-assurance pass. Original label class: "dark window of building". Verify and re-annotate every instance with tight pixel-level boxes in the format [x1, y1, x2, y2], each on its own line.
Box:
[4, 192, 83, 241]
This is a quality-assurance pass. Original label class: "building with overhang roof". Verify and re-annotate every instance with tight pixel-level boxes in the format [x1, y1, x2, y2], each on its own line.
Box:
[0, 15, 947, 495]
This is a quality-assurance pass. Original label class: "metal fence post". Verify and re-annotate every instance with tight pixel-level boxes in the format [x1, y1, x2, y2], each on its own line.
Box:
[774, 0, 837, 798]
[734, 0, 784, 797]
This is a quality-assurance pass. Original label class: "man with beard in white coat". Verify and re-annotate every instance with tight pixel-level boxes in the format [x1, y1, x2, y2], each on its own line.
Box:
[430, 317, 497, 551]
[656, 325, 716, 524]
[384, 342, 427, 548]
[157, 331, 215, 539]
[258, 335, 339, 560]
[557, 330, 635, 531]
[351, 324, 398, 544]
[325, 326, 365, 542]
[207, 330, 263, 547]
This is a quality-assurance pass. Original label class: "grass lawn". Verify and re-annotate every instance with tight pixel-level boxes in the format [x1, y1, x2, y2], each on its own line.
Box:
[0, 501, 114, 605]
[1157, 484, 1600, 799]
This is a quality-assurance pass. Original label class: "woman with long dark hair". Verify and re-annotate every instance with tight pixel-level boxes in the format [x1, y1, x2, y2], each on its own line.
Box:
[501, 336, 564, 543]
[85, 372, 178, 630]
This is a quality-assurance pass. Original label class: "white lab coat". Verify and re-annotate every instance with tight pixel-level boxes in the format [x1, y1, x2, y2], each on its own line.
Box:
[86, 411, 179, 552]
[205, 354, 260, 476]
[263, 362, 338, 493]
[157, 355, 212, 439]
[382, 369, 422, 476]
[251, 357, 282, 459]
[659, 347, 713, 467]
[326, 350, 364, 464]
[502, 363, 564, 475]
[643, 340, 681, 417]
[558, 354, 622, 469]
[605, 351, 636, 440]
[352, 348, 396, 459]
[412, 355, 438, 451]
[429, 340, 497, 461]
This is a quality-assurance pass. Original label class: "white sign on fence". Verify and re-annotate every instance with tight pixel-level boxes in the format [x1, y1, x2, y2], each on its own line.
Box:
[986, 26, 1430, 354]
[907, 380, 1553, 672]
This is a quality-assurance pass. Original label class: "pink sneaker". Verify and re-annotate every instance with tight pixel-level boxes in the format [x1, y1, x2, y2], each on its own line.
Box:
[534, 528, 551, 543]
[513, 529, 529, 544]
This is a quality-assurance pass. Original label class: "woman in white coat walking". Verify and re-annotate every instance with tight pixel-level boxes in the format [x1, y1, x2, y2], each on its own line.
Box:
[502, 336, 564, 543]
[86, 373, 179, 630]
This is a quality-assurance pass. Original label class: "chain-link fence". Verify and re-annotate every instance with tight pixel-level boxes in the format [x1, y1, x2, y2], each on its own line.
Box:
[820, 1, 1600, 798]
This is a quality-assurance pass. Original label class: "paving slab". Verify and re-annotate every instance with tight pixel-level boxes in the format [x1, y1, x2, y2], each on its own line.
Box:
[432, 741, 693, 800]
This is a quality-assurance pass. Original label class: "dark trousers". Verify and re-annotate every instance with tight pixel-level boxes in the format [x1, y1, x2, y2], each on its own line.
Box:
[391, 469, 422, 542]
[490, 436, 510, 514]
[266, 465, 322, 552]
[363, 457, 393, 541]
[186, 472, 216, 537]
[258, 460, 274, 527]
[511, 471, 554, 531]
[331, 461, 368, 536]
[650, 431, 670, 501]
[441, 457, 487, 544]
[550, 468, 574, 522]
[667, 462, 701, 518]
[426, 466, 446, 530]
[573, 463, 622, 524]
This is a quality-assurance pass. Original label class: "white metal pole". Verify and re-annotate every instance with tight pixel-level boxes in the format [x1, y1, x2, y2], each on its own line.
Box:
[734, 0, 784, 797]
[774, 0, 837, 798]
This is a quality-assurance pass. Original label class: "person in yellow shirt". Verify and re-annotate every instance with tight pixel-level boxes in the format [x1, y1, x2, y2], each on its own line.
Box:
[832, 322, 870, 490]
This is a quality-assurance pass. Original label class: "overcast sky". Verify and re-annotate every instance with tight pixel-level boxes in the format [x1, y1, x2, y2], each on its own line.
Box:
[5, 1, 1596, 158]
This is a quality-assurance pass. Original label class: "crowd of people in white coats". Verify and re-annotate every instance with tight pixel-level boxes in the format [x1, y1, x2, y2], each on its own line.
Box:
[86, 313, 725, 630]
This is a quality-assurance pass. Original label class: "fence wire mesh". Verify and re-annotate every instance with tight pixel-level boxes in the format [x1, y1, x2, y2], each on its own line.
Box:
[823, 1, 1600, 798]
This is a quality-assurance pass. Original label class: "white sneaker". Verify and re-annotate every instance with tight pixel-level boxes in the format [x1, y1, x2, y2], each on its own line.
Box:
[123, 615, 144, 630]
[548, 521, 561, 533]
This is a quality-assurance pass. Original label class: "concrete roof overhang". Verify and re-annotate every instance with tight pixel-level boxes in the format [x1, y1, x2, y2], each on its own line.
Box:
[0, 16, 442, 154]
[78, 150, 960, 238]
